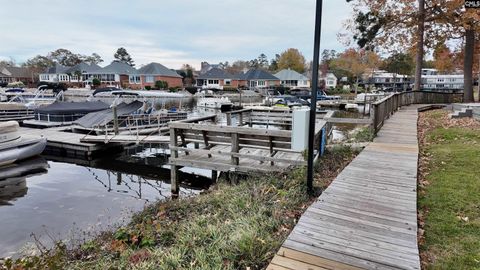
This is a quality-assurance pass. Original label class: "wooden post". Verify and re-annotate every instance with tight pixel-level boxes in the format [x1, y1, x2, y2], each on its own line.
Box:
[226, 113, 232, 126]
[239, 112, 244, 126]
[231, 133, 239, 165]
[170, 128, 179, 196]
[113, 105, 119, 135]
[269, 136, 274, 166]
[211, 170, 218, 183]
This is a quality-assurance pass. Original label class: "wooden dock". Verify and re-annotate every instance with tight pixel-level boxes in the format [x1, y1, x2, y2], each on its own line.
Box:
[20, 126, 122, 157]
[268, 105, 422, 270]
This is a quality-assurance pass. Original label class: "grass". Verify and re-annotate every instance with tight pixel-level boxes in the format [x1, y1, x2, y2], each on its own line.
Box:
[1, 146, 358, 270]
[418, 110, 480, 269]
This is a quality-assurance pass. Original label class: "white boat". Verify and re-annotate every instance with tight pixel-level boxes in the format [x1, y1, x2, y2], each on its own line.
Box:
[0, 121, 47, 167]
[345, 103, 359, 111]
[355, 92, 388, 103]
[197, 96, 233, 111]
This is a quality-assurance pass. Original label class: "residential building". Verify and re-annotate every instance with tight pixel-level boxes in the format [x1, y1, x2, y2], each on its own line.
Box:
[197, 68, 241, 89]
[363, 70, 412, 92]
[421, 74, 464, 92]
[240, 69, 280, 89]
[135, 62, 183, 89]
[39, 63, 71, 83]
[275, 69, 310, 88]
[200, 62, 225, 74]
[86, 61, 137, 88]
[65, 62, 101, 85]
[320, 72, 338, 89]
[1, 66, 37, 85]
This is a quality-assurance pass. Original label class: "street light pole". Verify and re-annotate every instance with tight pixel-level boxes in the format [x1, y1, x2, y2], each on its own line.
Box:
[306, 0, 323, 194]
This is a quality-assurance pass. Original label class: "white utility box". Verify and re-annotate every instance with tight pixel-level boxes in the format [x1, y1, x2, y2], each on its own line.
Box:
[291, 108, 310, 151]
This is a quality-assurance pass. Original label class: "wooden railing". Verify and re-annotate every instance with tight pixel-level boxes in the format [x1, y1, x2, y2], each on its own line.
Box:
[372, 91, 463, 133]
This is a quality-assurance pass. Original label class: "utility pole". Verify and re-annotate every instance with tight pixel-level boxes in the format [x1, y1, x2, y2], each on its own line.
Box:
[306, 0, 323, 194]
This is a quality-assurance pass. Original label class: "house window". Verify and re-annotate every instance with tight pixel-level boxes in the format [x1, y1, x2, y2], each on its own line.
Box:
[208, 80, 219, 85]
[225, 79, 231, 85]
[129, 76, 141, 84]
[145, 76, 154, 83]
[257, 81, 266, 86]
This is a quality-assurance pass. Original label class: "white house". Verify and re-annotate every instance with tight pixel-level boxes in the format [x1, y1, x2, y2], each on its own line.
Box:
[275, 69, 310, 88]
[421, 74, 464, 92]
[39, 63, 70, 83]
[321, 72, 338, 89]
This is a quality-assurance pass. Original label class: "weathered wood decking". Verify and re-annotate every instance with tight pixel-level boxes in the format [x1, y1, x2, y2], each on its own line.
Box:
[268, 105, 421, 270]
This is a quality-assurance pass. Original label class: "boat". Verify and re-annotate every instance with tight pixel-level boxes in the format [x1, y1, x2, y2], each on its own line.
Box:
[355, 92, 388, 103]
[0, 121, 47, 167]
[273, 95, 310, 108]
[345, 103, 359, 111]
[197, 96, 233, 111]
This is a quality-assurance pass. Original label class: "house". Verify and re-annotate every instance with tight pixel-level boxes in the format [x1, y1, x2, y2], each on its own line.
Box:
[275, 69, 310, 88]
[421, 74, 464, 92]
[0, 66, 37, 86]
[39, 63, 70, 83]
[240, 69, 280, 89]
[135, 62, 183, 89]
[364, 70, 412, 91]
[196, 68, 241, 89]
[64, 62, 101, 85]
[86, 61, 137, 88]
[320, 72, 338, 89]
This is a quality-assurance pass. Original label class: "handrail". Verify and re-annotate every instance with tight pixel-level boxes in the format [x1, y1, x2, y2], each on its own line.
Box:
[371, 91, 463, 133]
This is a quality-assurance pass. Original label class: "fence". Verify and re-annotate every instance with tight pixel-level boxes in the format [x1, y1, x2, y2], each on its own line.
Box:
[372, 91, 464, 133]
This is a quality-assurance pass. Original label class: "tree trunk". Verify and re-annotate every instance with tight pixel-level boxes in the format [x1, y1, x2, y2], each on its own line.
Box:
[464, 29, 475, 103]
[413, 0, 425, 91]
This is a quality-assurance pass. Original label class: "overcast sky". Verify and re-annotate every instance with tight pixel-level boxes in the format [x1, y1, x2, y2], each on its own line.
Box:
[0, 0, 353, 69]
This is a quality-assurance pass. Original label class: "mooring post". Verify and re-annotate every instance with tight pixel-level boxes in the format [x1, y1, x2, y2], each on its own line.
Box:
[212, 170, 218, 183]
[170, 128, 179, 196]
[227, 113, 232, 126]
[113, 105, 119, 135]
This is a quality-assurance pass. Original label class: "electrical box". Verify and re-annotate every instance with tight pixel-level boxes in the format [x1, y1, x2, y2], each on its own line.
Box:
[291, 108, 310, 151]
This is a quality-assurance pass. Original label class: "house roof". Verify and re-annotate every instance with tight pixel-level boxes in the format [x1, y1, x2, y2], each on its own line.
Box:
[198, 68, 236, 80]
[44, 63, 69, 74]
[274, 69, 309, 81]
[137, 62, 181, 78]
[241, 69, 279, 81]
[90, 61, 137, 75]
[1, 66, 34, 78]
[65, 62, 101, 74]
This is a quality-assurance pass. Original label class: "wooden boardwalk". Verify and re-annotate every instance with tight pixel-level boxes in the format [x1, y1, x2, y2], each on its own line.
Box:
[268, 106, 421, 270]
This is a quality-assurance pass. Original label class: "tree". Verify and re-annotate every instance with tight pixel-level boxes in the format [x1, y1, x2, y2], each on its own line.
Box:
[47, 49, 83, 66]
[382, 53, 415, 75]
[92, 78, 101, 89]
[181, 64, 195, 86]
[0, 59, 16, 67]
[433, 44, 455, 74]
[331, 48, 381, 93]
[83, 53, 103, 65]
[257, 53, 269, 69]
[226, 60, 250, 74]
[277, 48, 307, 73]
[269, 54, 280, 72]
[114, 47, 135, 67]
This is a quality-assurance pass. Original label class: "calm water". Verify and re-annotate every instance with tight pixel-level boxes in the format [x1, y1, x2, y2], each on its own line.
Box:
[0, 147, 210, 258]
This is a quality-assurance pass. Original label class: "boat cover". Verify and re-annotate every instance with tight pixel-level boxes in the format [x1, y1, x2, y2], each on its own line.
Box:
[0, 121, 19, 134]
[34, 101, 109, 115]
[74, 101, 143, 128]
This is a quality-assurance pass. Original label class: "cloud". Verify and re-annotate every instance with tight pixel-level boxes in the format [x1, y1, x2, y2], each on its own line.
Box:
[0, 0, 353, 69]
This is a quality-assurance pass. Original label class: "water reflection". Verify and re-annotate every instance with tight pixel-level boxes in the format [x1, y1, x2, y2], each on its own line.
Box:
[0, 157, 49, 206]
[0, 145, 211, 258]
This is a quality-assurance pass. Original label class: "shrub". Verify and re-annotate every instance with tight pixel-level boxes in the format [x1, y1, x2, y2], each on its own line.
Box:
[275, 86, 290, 95]
[168, 87, 180, 92]
[92, 78, 101, 88]
[223, 86, 238, 91]
[185, 86, 199, 94]
[144, 86, 151, 90]
[154, 80, 169, 90]
[7, 81, 25, 88]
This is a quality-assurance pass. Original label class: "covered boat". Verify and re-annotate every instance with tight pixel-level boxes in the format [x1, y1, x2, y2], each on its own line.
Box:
[33, 101, 109, 123]
[0, 121, 47, 167]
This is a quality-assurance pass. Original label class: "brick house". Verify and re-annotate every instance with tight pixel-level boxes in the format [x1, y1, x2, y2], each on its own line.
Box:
[1, 66, 37, 86]
[134, 62, 183, 89]
[196, 68, 242, 89]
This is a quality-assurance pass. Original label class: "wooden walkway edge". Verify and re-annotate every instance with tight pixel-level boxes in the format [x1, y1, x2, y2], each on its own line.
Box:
[268, 105, 421, 270]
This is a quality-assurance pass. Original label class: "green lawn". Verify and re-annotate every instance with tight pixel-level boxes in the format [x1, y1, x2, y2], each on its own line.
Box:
[418, 110, 480, 269]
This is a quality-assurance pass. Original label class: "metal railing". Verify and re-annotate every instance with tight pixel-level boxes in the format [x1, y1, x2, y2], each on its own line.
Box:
[372, 91, 464, 133]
